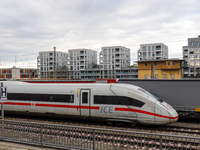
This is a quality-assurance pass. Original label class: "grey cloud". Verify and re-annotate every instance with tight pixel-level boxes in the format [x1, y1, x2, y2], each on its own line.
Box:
[0, 0, 200, 67]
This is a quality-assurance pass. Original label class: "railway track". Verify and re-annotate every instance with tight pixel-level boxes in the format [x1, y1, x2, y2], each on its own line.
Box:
[4, 116, 200, 137]
[1, 120, 200, 150]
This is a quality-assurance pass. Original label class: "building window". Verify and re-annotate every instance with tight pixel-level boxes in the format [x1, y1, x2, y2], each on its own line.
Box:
[164, 74, 167, 79]
[190, 42, 194, 47]
[164, 62, 166, 65]
[143, 52, 146, 57]
[168, 62, 170, 65]
[154, 63, 157, 66]
[104, 49, 107, 53]
[172, 62, 175, 65]
[148, 52, 151, 57]
[142, 46, 146, 51]
[145, 75, 148, 79]
[196, 41, 200, 47]
[152, 46, 154, 51]
[155, 75, 158, 79]
[148, 46, 151, 51]
[171, 74, 174, 79]
[145, 63, 148, 66]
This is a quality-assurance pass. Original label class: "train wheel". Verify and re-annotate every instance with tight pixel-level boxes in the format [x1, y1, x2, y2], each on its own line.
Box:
[107, 121, 113, 125]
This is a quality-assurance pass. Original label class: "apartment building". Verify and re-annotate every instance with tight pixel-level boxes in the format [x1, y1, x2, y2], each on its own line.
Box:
[138, 43, 168, 61]
[68, 49, 97, 71]
[99, 46, 130, 70]
[138, 59, 184, 79]
[0, 66, 38, 80]
[183, 35, 200, 78]
[37, 51, 69, 78]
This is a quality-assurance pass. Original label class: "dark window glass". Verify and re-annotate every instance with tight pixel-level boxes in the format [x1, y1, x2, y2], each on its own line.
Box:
[94, 96, 145, 107]
[7, 93, 74, 103]
[82, 92, 88, 103]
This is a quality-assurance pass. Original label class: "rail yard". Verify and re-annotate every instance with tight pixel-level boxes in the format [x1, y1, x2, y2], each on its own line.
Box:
[1, 79, 200, 149]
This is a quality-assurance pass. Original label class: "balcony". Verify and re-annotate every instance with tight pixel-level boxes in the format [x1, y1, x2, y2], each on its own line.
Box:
[156, 46, 161, 50]
[156, 53, 161, 56]
[80, 57, 84, 60]
[115, 48, 120, 53]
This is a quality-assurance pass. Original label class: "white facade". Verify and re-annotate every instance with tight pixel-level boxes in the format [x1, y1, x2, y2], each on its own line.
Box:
[183, 35, 200, 77]
[138, 43, 168, 61]
[37, 51, 69, 78]
[68, 49, 97, 71]
[99, 46, 130, 70]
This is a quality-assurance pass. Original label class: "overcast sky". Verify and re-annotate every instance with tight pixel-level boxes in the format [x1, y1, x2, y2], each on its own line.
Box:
[0, 0, 200, 68]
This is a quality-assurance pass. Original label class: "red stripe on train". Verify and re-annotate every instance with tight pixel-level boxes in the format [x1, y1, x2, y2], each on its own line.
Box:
[0, 102, 99, 110]
[115, 108, 178, 119]
[35, 104, 77, 108]
[2, 102, 31, 106]
[35, 104, 99, 110]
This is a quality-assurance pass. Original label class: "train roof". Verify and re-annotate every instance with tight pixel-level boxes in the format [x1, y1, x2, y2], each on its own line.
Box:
[1, 81, 140, 90]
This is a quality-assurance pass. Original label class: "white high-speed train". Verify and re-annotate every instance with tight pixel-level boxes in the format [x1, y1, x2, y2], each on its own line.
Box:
[0, 81, 178, 125]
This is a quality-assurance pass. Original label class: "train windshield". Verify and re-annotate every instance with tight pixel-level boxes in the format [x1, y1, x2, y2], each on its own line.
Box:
[138, 88, 163, 102]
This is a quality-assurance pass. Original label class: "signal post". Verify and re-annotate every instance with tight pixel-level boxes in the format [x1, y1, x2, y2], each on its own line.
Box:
[0, 82, 7, 139]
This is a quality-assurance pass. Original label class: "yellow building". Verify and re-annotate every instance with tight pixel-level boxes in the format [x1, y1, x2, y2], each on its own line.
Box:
[138, 59, 184, 79]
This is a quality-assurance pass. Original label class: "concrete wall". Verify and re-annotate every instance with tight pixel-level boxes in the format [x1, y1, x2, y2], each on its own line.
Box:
[11, 68, 20, 80]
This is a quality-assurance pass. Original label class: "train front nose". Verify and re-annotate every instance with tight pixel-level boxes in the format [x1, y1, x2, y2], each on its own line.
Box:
[155, 101, 178, 125]
[168, 108, 179, 123]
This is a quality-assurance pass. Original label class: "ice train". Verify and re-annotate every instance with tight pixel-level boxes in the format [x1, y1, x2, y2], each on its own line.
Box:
[0, 81, 178, 125]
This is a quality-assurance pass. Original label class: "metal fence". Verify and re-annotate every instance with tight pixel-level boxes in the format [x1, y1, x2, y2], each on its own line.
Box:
[1, 120, 200, 150]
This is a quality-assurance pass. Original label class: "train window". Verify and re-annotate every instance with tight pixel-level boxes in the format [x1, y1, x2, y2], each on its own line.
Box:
[7, 93, 74, 103]
[94, 96, 145, 107]
[82, 92, 88, 103]
[127, 98, 145, 107]
[138, 88, 163, 102]
[94, 96, 107, 104]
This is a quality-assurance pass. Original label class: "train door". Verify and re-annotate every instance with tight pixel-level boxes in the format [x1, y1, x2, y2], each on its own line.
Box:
[80, 89, 90, 118]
